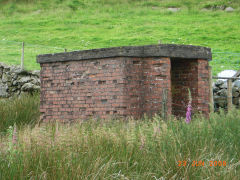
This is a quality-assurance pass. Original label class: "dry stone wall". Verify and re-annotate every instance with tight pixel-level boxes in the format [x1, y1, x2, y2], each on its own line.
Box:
[213, 79, 240, 109]
[0, 63, 40, 98]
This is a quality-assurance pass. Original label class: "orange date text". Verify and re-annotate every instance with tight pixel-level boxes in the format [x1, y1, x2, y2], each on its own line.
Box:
[178, 160, 227, 167]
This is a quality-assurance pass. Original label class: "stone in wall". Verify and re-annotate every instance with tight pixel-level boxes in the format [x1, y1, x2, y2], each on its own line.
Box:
[0, 63, 40, 98]
[0, 82, 8, 97]
[213, 70, 240, 110]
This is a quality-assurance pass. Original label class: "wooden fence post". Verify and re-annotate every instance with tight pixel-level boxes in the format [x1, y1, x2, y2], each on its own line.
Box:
[232, 70, 240, 109]
[21, 42, 24, 70]
[227, 79, 233, 111]
[239, 95, 240, 108]
[209, 66, 214, 113]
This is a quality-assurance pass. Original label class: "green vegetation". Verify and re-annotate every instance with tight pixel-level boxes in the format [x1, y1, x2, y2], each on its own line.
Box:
[0, 0, 240, 75]
[0, 94, 40, 133]
[0, 107, 239, 179]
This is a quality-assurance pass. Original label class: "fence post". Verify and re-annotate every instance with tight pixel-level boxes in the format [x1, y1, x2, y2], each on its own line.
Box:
[209, 66, 214, 113]
[162, 88, 167, 120]
[227, 79, 232, 111]
[21, 42, 24, 70]
[232, 70, 240, 109]
[239, 95, 240, 108]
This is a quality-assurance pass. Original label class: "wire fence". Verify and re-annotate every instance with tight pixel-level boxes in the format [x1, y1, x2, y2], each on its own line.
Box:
[0, 40, 74, 70]
[0, 39, 240, 72]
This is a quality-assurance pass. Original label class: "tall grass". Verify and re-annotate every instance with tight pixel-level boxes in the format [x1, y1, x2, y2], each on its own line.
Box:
[0, 109, 239, 179]
[0, 94, 40, 133]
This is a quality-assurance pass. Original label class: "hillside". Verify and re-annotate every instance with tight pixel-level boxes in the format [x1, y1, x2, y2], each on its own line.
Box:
[0, 0, 240, 75]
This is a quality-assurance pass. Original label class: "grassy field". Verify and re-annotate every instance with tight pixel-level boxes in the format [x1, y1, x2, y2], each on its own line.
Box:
[0, 94, 239, 179]
[0, 105, 239, 179]
[0, 0, 240, 75]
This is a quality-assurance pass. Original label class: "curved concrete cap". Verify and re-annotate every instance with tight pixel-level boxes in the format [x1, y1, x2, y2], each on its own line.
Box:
[37, 44, 212, 63]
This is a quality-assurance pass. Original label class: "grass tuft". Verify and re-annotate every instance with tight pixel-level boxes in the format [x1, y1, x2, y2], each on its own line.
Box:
[0, 93, 40, 133]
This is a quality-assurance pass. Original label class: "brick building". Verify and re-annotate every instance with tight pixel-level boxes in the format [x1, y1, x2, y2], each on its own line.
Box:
[37, 44, 212, 122]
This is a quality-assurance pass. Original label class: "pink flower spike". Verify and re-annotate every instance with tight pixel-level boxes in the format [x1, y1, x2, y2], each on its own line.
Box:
[186, 103, 192, 124]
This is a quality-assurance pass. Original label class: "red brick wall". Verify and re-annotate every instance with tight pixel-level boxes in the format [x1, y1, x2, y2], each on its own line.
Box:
[40, 57, 171, 122]
[123, 57, 171, 118]
[141, 57, 172, 116]
[171, 59, 209, 117]
[196, 59, 210, 116]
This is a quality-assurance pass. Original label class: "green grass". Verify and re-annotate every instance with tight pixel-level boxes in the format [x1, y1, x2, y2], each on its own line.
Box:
[0, 0, 240, 75]
[0, 108, 239, 179]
